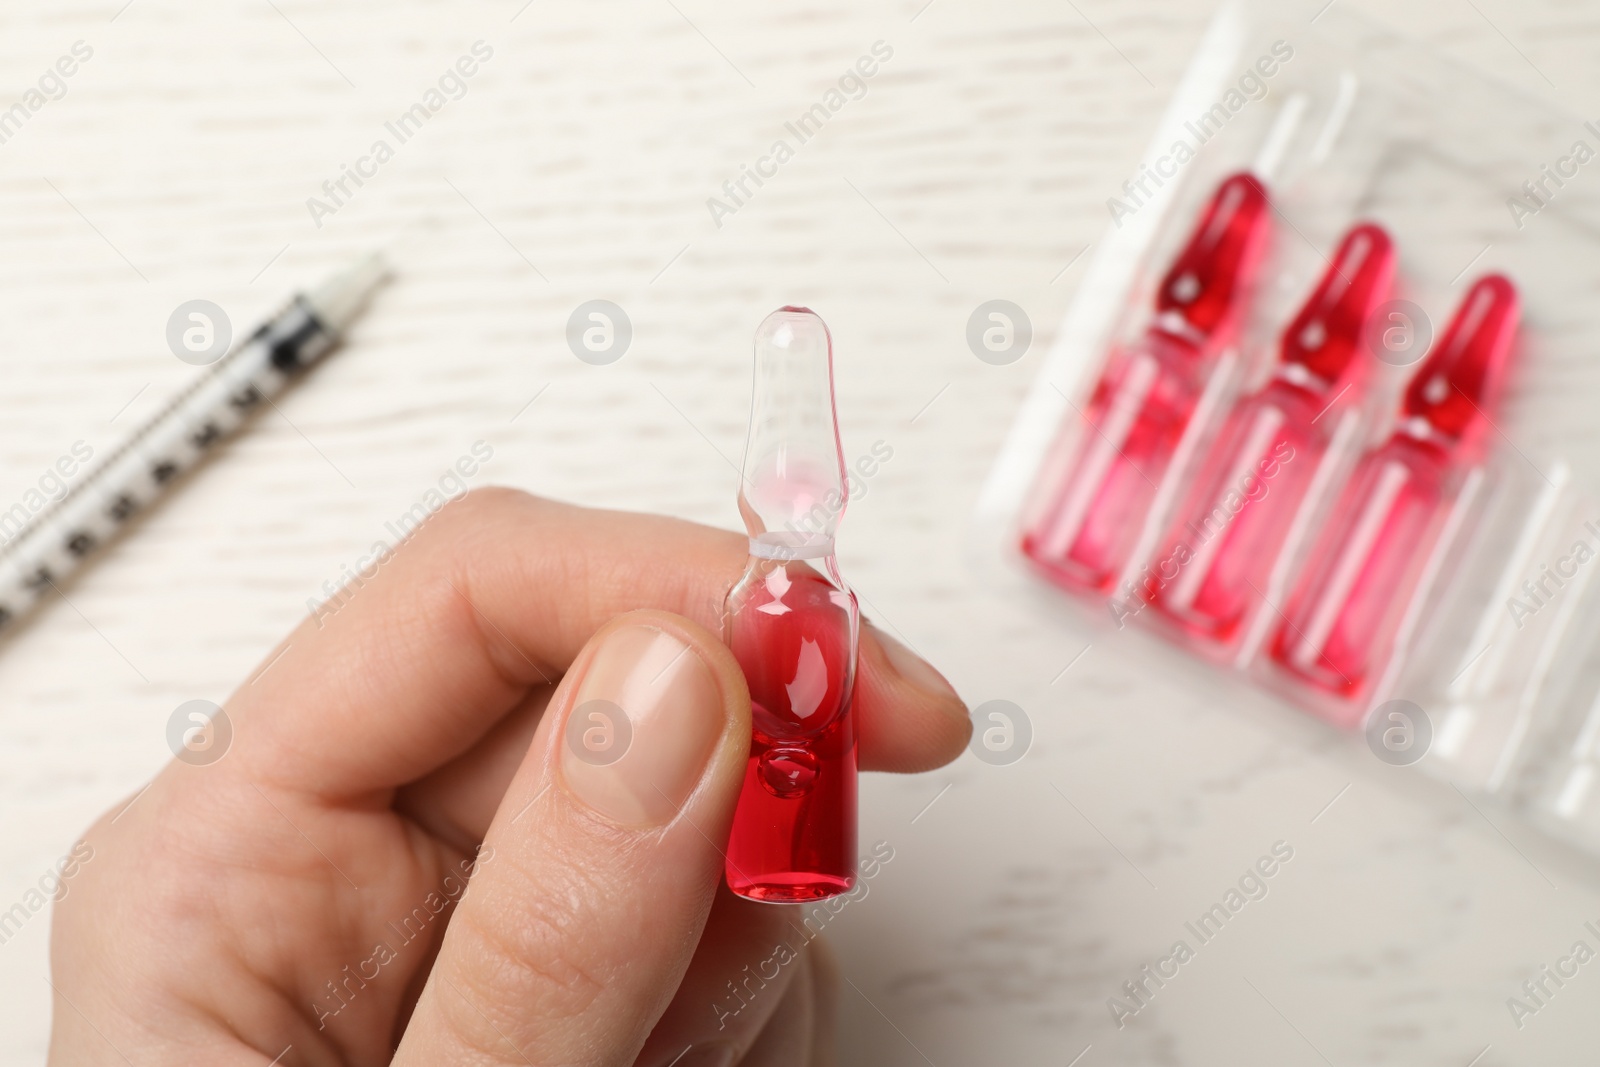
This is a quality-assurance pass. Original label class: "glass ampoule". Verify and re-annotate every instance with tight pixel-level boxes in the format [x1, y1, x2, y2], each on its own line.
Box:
[1147, 223, 1395, 647]
[723, 307, 859, 903]
[1271, 275, 1521, 713]
[1021, 172, 1273, 593]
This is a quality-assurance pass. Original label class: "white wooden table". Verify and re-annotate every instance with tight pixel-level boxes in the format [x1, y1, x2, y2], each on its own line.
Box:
[2, 0, 1598, 1062]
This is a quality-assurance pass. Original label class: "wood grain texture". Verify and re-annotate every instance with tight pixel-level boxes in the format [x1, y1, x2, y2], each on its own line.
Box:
[1, 0, 1598, 1062]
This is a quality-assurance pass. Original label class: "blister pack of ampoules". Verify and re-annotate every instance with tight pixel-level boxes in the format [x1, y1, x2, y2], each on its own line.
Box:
[974, 0, 1600, 858]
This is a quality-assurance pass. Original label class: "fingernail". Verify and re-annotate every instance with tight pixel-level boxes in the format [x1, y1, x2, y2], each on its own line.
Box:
[561, 624, 724, 826]
[869, 623, 961, 703]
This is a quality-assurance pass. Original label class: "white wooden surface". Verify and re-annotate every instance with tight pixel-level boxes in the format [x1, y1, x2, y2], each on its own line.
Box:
[2, 0, 1598, 1062]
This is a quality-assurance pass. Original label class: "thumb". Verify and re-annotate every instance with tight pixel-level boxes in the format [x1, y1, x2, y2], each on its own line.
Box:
[395, 609, 752, 1066]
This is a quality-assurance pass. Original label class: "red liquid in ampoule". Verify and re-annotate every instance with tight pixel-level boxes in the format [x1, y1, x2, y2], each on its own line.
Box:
[1145, 382, 1324, 641]
[724, 561, 857, 902]
[1271, 435, 1450, 703]
[1023, 331, 1215, 590]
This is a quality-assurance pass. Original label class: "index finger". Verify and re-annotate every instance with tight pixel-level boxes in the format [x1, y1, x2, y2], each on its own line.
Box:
[228, 488, 969, 797]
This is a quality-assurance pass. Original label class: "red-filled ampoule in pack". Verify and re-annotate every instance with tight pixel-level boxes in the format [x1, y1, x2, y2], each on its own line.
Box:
[1021, 172, 1273, 594]
[723, 307, 859, 902]
[1146, 223, 1396, 649]
[1271, 275, 1521, 718]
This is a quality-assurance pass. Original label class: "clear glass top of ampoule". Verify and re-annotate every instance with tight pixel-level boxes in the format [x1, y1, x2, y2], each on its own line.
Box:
[738, 307, 847, 556]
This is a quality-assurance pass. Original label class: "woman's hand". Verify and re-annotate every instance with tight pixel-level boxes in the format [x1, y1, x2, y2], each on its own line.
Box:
[48, 489, 969, 1065]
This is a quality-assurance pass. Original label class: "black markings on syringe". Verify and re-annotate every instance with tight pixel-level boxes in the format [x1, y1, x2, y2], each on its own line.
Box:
[272, 317, 322, 370]
[258, 298, 333, 371]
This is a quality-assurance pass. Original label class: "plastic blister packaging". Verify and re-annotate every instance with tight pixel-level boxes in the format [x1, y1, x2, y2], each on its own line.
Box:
[976, 0, 1600, 858]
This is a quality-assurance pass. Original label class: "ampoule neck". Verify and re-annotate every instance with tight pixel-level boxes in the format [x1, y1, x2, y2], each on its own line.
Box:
[749, 532, 837, 561]
[1392, 416, 1461, 457]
